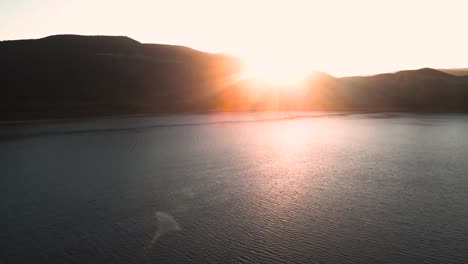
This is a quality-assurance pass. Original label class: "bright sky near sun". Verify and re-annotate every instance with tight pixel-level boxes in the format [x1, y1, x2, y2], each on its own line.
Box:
[1, 0, 468, 77]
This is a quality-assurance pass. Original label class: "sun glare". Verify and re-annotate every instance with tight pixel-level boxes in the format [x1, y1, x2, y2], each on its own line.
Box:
[240, 57, 311, 87]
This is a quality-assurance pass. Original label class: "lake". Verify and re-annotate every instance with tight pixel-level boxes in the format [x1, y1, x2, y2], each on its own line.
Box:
[2, 112, 468, 263]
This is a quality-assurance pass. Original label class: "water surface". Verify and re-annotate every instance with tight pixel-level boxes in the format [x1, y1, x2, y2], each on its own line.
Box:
[2, 112, 468, 263]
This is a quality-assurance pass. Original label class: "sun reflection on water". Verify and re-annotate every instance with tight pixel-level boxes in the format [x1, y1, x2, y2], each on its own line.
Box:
[242, 119, 344, 218]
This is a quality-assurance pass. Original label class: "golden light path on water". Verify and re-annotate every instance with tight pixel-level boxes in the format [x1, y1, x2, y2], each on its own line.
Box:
[239, 118, 347, 223]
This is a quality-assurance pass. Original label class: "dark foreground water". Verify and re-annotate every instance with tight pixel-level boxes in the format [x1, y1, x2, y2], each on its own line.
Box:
[2, 112, 468, 264]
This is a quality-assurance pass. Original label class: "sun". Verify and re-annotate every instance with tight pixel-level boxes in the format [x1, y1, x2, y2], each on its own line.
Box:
[239, 56, 312, 87]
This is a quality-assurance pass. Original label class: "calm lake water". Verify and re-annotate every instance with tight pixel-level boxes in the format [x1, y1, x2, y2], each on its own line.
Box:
[2, 112, 468, 263]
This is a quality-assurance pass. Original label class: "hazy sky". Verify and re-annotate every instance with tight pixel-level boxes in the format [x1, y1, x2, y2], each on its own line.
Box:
[1, 0, 468, 76]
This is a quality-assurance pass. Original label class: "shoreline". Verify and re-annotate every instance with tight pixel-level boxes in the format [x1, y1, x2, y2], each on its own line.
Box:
[3, 109, 468, 127]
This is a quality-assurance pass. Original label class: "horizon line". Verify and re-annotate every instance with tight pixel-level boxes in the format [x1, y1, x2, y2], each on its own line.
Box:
[1, 33, 467, 78]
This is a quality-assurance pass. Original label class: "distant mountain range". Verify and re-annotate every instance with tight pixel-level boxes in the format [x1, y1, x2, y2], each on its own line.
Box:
[2, 35, 468, 120]
[439, 68, 468, 76]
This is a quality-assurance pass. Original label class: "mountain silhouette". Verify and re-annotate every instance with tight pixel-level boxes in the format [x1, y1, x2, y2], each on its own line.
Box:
[2, 35, 468, 120]
[438, 68, 468, 76]
[1, 35, 241, 120]
[340, 68, 468, 111]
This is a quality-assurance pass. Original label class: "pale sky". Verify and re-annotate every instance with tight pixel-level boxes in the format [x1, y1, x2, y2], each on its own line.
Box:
[1, 0, 468, 77]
